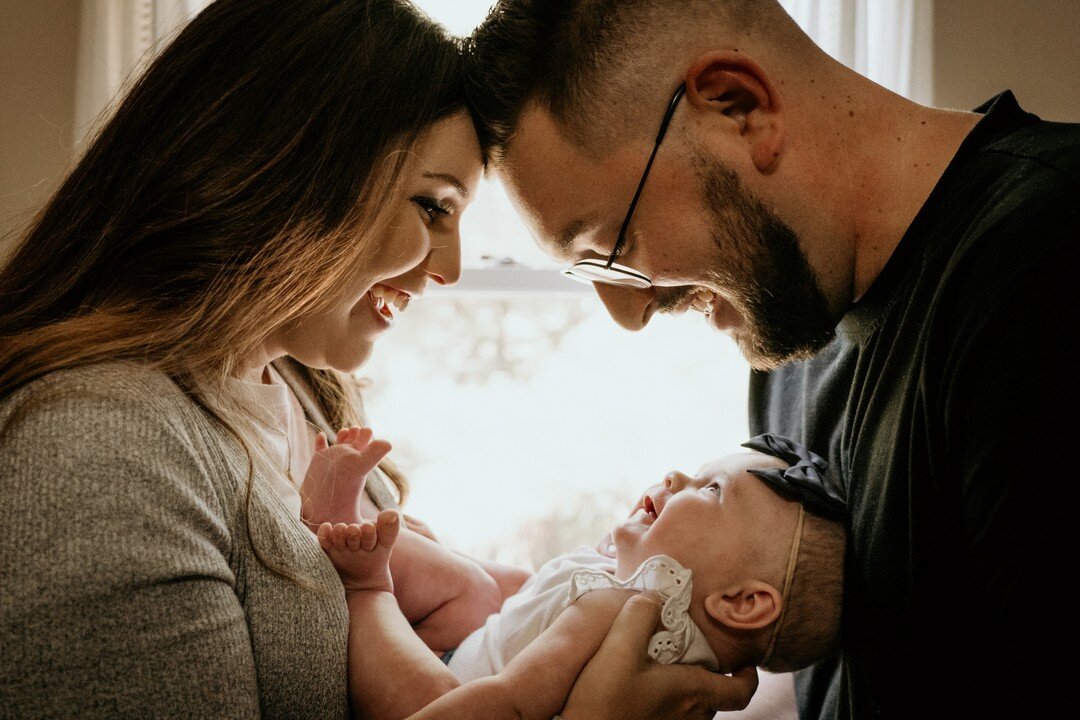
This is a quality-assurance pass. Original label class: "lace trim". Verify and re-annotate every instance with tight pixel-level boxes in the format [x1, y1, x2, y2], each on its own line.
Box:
[567, 555, 701, 665]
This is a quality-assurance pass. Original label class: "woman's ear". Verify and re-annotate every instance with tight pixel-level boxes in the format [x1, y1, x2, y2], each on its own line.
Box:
[704, 580, 783, 630]
[683, 51, 784, 173]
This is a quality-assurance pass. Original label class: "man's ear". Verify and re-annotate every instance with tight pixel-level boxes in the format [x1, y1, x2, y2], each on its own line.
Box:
[683, 51, 784, 172]
[704, 580, 783, 630]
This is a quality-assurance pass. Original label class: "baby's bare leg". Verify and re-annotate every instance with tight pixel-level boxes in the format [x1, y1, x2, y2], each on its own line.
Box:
[389, 529, 503, 654]
[474, 558, 533, 602]
[321, 511, 462, 720]
[359, 485, 504, 652]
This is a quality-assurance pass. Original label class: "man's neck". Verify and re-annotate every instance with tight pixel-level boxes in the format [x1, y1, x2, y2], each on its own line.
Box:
[773, 72, 983, 312]
[844, 100, 981, 302]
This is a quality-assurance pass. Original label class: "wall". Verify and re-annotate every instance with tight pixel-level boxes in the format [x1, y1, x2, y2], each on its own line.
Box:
[0, 0, 81, 251]
[933, 0, 1080, 121]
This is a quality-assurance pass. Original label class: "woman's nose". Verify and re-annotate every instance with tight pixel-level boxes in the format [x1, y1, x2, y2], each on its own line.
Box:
[425, 231, 461, 286]
[594, 283, 656, 331]
[664, 471, 693, 492]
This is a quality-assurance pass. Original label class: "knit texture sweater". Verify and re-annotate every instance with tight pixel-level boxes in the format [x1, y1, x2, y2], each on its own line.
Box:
[0, 362, 349, 718]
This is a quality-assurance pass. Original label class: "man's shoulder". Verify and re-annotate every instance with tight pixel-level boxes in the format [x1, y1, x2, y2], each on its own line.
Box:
[929, 114, 1078, 307]
[983, 115, 1080, 186]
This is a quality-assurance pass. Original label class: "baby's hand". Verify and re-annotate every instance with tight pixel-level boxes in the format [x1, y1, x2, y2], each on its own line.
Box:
[301, 426, 391, 530]
[316, 509, 401, 594]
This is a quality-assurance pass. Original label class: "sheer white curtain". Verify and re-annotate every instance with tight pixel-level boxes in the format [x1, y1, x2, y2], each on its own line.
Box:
[780, 0, 933, 103]
[73, 0, 933, 144]
[73, 0, 211, 145]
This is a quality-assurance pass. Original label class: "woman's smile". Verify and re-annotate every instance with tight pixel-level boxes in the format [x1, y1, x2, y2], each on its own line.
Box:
[364, 283, 415, 327]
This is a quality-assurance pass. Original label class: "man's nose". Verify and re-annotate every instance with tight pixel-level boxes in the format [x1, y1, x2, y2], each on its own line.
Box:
[593, 283, 656, 331]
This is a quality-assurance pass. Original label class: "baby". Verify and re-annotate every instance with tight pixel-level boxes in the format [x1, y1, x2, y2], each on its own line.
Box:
[305, 432, 845, 719]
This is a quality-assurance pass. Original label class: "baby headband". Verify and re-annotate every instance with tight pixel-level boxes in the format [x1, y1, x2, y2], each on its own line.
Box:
[740, 434, 845, 520]
[741, 433, 842, 666]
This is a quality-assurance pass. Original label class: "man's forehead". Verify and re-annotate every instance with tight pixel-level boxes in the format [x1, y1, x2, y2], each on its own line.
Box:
[499, 106, 623, 260]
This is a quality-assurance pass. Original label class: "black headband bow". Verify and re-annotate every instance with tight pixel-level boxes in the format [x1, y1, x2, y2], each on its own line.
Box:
[740, 434, 845, 520]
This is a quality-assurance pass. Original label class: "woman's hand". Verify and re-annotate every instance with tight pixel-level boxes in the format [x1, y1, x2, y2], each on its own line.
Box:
[561, 594, 759, 719]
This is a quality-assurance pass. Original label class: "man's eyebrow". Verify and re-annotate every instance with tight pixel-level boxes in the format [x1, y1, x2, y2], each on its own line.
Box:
[423, 172, 470, 198]
[557, 219, 585, 253]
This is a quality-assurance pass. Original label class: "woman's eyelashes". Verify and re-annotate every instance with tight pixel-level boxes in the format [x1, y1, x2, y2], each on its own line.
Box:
[411, 195, 453, 224]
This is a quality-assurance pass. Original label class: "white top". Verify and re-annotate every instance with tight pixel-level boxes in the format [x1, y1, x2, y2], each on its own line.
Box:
[227, 365, 315, 518]
[447, 546, 719, 681]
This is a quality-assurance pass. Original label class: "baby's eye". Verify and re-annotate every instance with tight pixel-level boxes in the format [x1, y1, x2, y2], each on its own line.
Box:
[411, 195, 453, 223]
[702, 483, 722, 496]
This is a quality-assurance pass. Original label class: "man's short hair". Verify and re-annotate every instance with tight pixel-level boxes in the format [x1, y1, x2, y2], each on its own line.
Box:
[464, 0, 792, 163]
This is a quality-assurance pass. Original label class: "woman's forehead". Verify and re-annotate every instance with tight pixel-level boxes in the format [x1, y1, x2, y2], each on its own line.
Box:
[412, 111, 482, 175]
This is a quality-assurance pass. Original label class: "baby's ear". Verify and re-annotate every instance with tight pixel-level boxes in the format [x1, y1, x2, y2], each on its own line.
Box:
[704, 580, 783, 631]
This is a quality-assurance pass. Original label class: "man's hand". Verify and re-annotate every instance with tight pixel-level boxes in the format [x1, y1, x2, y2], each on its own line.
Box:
[561, 594, 758, 719]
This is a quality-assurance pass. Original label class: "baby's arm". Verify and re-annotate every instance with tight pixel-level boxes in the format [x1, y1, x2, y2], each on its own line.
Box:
[399, 588, 638, 720]
[320, 514, 638, 720]
[488, 586, 638, 717]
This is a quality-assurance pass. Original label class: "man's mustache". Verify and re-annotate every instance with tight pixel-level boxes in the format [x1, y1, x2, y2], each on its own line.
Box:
[655, 285, 700, 312]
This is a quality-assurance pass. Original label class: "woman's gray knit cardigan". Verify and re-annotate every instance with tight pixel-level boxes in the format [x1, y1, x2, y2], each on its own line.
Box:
[0, 362, 351, 718]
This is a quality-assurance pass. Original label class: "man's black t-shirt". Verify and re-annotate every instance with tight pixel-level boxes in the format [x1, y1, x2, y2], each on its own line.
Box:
[749, 92, 1078, 718]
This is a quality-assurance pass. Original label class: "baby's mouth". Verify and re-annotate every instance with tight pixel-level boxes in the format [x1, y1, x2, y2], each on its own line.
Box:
[643, 494, 659, 520]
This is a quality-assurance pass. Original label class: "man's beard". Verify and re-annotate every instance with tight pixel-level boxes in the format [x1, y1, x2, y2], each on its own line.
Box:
[697, 158, 836, 370]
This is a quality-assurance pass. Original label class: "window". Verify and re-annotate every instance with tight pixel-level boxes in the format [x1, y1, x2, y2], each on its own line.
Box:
[362, 290, 750, 568]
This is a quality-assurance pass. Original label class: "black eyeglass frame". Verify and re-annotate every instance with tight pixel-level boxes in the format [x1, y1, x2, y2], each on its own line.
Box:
[563, 82, 688, 289]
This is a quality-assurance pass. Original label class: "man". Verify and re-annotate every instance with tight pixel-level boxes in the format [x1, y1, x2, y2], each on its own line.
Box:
[465, 1, 1077, 717]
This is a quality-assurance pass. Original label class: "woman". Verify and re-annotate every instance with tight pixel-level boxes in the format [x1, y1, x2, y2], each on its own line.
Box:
[0, 1, 755, 717]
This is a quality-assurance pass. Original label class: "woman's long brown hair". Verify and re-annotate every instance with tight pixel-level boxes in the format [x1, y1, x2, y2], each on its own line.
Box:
[0, 0, 464, 578]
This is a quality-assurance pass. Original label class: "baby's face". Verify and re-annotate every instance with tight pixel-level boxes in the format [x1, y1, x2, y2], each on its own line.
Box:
[612, 451, 795, 586]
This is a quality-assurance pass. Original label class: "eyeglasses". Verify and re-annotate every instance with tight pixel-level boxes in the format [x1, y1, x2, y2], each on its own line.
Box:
[563, 83, 687, 290]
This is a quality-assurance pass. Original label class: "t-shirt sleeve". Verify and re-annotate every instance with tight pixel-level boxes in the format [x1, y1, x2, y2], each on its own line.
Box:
[931, 214, 1075, 680]
[0, 377, 261, 717]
